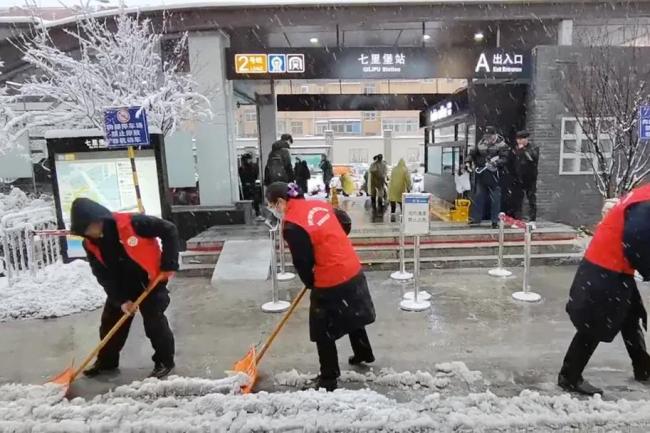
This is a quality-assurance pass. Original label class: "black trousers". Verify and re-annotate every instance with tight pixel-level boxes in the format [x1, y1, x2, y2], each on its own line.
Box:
[97, 290, 175, 368]
[470, 178, 501, 224]
[560, 310, 650, 383]
[242, 183, 261, 216]
[511, 181, 537, 221]
[390, 201, 402, 214]
[316, 327, 374, 380]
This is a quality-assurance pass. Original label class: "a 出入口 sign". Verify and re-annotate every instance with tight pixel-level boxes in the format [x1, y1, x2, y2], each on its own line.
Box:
[226, 48, 530, 81]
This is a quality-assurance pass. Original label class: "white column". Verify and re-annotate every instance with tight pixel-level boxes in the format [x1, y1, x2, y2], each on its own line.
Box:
[558, 20, 574, 46]
[257, 92, 277, 178]
[188, 32, 238, 206]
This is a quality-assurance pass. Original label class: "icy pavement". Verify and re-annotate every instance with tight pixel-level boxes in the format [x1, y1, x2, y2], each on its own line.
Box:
[2, 373, 650, 432]
[0, 260, 104, 322]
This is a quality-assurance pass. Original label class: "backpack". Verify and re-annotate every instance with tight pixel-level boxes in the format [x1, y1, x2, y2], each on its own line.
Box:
[266, 151, 288, 183]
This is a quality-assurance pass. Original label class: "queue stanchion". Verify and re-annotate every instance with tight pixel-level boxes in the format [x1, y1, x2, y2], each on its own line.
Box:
[399, 192, 432, 312]
[262, 226, 290, 313]
[391, 214, 413, 281]
[277, 220, 295, 281]
[400, 235, 431, 311]
[488, 212, 513, 278]
[511, 222, 542, 303]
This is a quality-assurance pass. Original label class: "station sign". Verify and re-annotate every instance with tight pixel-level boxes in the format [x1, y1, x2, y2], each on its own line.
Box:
[403, 193, 432, 236]
[226, 48, 530, 81]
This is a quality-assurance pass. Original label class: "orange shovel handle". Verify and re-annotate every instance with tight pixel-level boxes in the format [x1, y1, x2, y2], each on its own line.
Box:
[70, 275, 165, 381]
[255, 286, 308, 364]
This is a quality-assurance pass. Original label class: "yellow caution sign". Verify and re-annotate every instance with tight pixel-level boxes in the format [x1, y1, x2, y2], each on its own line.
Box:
[235, 54, 268, 74]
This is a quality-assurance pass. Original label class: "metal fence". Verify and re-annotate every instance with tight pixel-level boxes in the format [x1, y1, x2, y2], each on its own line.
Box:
[0, 206, 60, 285]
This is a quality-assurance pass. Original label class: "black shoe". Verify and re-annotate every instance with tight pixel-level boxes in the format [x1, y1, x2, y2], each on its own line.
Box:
[149, 363, 175, 379]
[492, 222, 499, 229]
[634, 363, 650, 381]
[83, 363, 119, 378]
[348, 354, 375, 365]
[309, 375, 337, 392]
[558, 374, 603, 395]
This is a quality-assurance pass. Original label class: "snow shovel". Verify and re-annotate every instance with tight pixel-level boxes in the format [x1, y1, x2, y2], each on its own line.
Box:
[49, 274, 165, 393]
[232, 286, 308, 393]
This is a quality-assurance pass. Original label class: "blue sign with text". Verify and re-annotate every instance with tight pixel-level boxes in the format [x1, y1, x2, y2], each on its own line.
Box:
[640, 105, 650, 140]
[104, 106, 150, 147]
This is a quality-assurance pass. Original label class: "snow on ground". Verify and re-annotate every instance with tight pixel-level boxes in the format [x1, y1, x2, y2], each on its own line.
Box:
[3, 373, 650, 432]
[275, 362, 482, 391]
[0, 188, 52, 220]
[0, 260, 104, 322]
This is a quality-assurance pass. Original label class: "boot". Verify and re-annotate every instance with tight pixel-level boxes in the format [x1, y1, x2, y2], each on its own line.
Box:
[83, 362, 119, 378]
[304, 375, 337, 392]
[558, 374, 603, 396]
[348, 354, 375, 366]
[149, 362, 175, 379]
[633, 358, 650, 381]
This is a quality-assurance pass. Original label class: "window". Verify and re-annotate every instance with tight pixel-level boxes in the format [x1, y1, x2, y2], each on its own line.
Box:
[363, 83, 376, 94]
[290, 121, 303, 135]
[427, 146, 442, 175]
[277, 120, 286, 134]
[406, 148, 420, 163]
[362, 111, 377, 121]
[245, 111, 257, 122]
[316, 120, 362, 136]
[382, 119, 419, 135]
[434, 126, 455, 143]
[560, 117, 612, 175]
[349, 148, 369, 163]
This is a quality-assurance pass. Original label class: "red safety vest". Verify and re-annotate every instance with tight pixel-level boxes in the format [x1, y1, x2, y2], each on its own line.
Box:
[83, 212, 162, 282]
[283, 199, 361, 288]
[584, 184, 650, 275]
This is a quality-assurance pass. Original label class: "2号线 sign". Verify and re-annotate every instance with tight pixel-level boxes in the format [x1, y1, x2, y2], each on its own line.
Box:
[226, 48, 530, 81]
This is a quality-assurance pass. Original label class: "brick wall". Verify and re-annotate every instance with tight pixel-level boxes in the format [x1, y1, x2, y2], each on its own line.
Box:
[527, 45, 603, 227]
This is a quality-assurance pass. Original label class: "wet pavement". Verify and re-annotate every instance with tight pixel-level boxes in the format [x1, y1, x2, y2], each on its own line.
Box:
[2, 265, 650, 403]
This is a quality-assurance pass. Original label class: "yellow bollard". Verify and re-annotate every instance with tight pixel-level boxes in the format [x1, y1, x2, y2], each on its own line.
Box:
[330, 186, 340, 208]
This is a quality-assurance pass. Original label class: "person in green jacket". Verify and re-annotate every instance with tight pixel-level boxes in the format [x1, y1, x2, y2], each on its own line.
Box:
[388, 159, 412, 215]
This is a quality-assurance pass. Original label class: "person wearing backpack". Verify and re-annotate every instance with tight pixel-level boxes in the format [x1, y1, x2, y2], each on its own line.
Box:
[264, 140, 294, 185]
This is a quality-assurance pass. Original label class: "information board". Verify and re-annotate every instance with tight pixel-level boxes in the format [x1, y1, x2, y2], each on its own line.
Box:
[54, 149, 162, 258]
[104, 106, 150, 148]
[403, 193, 431, 236]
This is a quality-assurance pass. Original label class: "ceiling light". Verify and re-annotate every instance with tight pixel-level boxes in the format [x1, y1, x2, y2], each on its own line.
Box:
[422, 34, 431, 41]
[310, 37, 319, 44]
[474, 31, 484, 42]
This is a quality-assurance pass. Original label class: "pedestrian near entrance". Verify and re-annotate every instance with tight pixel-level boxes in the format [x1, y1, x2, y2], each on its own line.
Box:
[264, 140, 294, 185]
[369, 154, 389, 211]
[510, 130, 539, 227]
[70, 198, 179, 379]
[320, 154, 334, 198]
[558, 183, 650, 395]
[266, 182, 376, 392]
[239, 153, 263, 220]
[468, 126, 509, 228]
[294, 158, 310, 195]
[388, 158, 412, 216]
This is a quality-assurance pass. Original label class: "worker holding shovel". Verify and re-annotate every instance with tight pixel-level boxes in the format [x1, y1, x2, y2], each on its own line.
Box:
[266, 182, 376, 392]
[69, 198, 179, 379]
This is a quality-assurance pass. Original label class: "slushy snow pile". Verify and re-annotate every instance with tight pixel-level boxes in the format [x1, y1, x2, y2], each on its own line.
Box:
[276, 362, 482, 391]
[2, 374, 650, 432]
[0, 260, 104, 322]
[0, 188, 51, 220]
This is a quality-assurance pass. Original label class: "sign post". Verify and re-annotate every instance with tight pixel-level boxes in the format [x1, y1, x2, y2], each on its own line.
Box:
[639, 106, 650, 141]
[104, 106, 150, 213]
[391, 214, 414, 281]
[400, 193, 432, 312]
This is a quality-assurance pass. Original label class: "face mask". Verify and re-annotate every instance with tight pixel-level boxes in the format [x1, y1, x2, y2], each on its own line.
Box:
[269, 206, 284, 220]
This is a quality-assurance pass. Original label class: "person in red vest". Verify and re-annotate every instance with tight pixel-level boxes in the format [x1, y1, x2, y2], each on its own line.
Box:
[559, 183, 650, 395]
[70, 198, 179, 379]
[266, 182, 376, 391]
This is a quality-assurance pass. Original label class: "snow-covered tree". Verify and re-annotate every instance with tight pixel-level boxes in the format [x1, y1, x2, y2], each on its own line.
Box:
[6, 9, 212, 141]
[557, 21, 650, 199]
